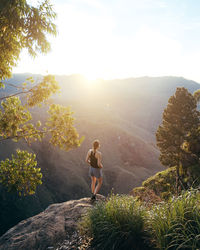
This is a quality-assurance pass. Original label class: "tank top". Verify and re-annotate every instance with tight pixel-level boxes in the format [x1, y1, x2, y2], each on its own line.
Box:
[90, 150, 99, 168]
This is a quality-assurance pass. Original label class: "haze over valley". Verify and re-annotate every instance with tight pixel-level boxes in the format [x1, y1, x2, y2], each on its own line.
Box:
[1, 73, 200, 235]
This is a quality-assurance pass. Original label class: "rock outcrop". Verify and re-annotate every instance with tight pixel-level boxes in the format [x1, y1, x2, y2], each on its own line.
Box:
[0, 195, 105, 250]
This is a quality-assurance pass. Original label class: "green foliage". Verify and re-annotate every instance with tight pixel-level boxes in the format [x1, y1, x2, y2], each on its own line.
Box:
[142, 167, 177, 200]
[0, 95, 44, 143]
[0, 96, 32, 138]
[149, 190, 200, 249]
[79, 194, 151, 250]
[0, 1, 83, 197]
[156, 87, 199, 168]
[0, 82, 5, 88]
[80, 191, 200, 250]
[0, 0, 57, 195]
[134, 166, 200, 200]
[130, 186, 162, 204]
[0, 0, 57, 79]
[132, 163, 200, 201]
[27, 75, 60, 107]
[156, 87, 200, 192]
[0, 75, 83, 146]
[0, 76, 83, 194]
[189, 164, 200, 183]
[193, 89, 200, 103]
[0, 150, 42, 196]
[47, 104, 84, 151]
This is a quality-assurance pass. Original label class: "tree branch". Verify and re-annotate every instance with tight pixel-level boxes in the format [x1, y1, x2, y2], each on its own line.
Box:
[0, 131, 46, 142]
[0, 128, 57, 142]
[0, 90, 31, 101]
[4, 82, 25, 89]
[0, 84, 38, 101]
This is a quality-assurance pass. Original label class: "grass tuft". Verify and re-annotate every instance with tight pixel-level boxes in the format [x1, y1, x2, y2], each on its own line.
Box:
[79, 190, 200, 250]
[148, 189, 200, 249]
[79, 194, 153, 250]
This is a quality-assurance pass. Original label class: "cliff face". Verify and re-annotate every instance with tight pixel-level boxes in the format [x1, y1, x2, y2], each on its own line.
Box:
[0, 195, 105, 250]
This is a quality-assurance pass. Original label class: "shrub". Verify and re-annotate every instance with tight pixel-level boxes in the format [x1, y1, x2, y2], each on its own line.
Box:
[130, 187, 162, 205]
[79, 194, 153, 250]
[142, 167, 177, 200]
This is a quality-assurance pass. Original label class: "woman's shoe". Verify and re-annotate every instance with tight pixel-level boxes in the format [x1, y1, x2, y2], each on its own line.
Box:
[91, 194, 96, 201]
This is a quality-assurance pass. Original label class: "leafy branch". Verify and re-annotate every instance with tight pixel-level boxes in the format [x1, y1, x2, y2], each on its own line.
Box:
[0, 76, 84, 196]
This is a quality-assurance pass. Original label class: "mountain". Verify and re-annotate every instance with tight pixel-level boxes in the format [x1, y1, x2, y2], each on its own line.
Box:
[0, 74, 200, 235]
[55, 75, 200, 136]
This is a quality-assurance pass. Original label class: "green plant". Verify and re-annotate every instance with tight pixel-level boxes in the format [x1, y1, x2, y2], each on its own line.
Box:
[0, 0, 57, 80]
[148, 189, 200, 249]
[80, 191, 200, 249]
[0, 1, 84, 195]
[0, 150, 41, 196]
[130, 186, 162, 204]
[142, 167, 177, 200]
[79, 194, 152, 250]
[156, 87, 200, 192]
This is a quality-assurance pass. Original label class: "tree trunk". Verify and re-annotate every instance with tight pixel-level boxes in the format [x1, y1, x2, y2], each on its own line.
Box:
[176, 165, 180, 196]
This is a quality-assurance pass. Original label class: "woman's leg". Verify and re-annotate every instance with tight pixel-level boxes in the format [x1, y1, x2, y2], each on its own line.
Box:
[91, 176, 96, 194]
[94, 177, 103, 195]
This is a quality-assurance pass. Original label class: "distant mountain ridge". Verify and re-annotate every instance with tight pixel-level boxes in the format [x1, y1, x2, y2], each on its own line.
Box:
[4, 74, 200, 134]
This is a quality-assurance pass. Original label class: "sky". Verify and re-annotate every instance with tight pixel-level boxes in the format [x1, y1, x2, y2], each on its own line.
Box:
[13, 0, 200, 82]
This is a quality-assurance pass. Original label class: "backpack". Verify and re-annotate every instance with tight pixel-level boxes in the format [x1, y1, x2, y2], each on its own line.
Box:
[90, 151, 99, 168]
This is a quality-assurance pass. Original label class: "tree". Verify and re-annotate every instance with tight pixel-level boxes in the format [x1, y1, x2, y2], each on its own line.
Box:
[0, 0, 56, 80]
[156, 87, 200, 193]
[193, 89, 200, 103]
[0, 150, 42, 196]
[0, 1, 83, 196]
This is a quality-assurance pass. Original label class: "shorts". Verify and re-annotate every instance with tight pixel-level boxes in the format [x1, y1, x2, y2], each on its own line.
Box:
[89, 167, 103, 179]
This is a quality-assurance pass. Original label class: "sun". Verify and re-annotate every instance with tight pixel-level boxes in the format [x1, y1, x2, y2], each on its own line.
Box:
[82, 75, 99, 89]
[84, 74, 98, 81]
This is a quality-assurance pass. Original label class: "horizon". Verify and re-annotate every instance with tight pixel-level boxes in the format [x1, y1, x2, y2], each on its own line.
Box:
[13, 0, 200, 83]
[10, 72, 200, 84]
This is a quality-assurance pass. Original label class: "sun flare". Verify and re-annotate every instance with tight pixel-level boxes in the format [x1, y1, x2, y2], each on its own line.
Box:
[83, 77, 100, 89]
[13, 0, 200, 83]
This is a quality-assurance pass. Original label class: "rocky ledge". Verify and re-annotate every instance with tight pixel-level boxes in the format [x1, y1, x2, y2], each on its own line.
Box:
[0, 195, 105, 250]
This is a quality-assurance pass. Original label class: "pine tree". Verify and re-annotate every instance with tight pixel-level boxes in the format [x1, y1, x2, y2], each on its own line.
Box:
[156, 87, 200, 193]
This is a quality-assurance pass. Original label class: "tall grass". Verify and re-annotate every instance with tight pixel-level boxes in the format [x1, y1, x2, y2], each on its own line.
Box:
[148, 189, 200, 249]
[79, 190, 200, 250]
[79, 194, 152, 250]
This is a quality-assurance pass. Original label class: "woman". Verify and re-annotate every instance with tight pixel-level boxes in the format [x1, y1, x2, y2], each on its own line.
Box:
[85, 139, 103, 200]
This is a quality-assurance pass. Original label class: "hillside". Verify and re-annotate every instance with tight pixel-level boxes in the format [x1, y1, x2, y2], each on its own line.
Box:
[0, 74, 200, 236]
[55, 75, 200, 136]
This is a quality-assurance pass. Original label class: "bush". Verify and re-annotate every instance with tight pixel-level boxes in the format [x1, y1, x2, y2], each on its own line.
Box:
[130, 187, 162, 205]
[140, 165, 200, 201]
[148, 189, 200, 249]
[79, 194, 152, 250]
[142, 167, 177, 200]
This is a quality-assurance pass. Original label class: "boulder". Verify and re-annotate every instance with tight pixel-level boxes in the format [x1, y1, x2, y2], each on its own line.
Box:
[0, 195, 105, 250]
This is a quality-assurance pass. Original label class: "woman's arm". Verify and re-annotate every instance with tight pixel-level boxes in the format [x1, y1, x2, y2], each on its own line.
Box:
[97, 152, 103, 168]
[85, 150, 91, 165]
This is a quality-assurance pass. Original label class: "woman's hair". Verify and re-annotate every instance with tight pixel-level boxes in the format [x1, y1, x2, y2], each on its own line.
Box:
[93, 139, 100, 150]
